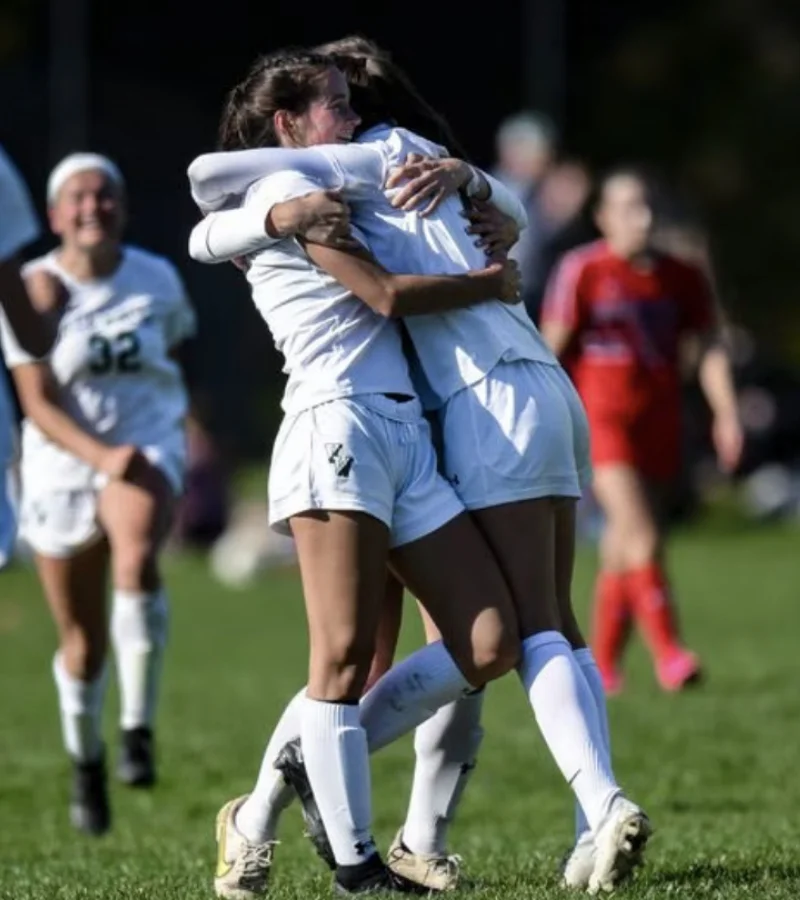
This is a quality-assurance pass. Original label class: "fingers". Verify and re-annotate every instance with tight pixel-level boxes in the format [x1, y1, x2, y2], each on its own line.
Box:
[390, 172, 442, 211]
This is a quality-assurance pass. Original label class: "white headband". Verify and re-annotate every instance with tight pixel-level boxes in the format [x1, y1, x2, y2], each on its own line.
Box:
[47, 153, 125, 204]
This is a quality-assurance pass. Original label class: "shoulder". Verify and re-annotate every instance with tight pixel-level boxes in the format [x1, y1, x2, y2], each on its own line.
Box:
[556, 240, 609, 280]
[384, 127, 447, 161]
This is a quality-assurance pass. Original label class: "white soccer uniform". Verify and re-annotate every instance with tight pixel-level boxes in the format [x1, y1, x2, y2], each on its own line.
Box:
[0, 145, 41, 563]
[0, 246, 195, 557]
[188, 128, 591, 508]
[228, 170, 463, 545]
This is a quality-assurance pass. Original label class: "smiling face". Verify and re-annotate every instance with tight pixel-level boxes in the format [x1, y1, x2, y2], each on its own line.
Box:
[49, 169, 125, 252]
[276, 66, 361, 148]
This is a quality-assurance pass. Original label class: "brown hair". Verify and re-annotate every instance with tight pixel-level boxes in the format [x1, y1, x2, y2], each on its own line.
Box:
[218, 49, 334, 150]
[314, 35, 469, 159]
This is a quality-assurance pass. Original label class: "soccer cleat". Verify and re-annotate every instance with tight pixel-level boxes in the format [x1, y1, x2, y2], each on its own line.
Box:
[387, 830, 461, 891]
[214, 796, 277, 899]
[656, 650, 702, 692]
[118, 726, 156, 787]
[335, 853, 427, 895]
[561, 831, 596, 890]
[274, 738, 336, 870]
[589, 797, 652, 894]
[70, 755, 111, 835]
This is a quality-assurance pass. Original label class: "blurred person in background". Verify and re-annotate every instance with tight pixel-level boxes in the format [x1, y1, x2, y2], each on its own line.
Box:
[0, 153, 195, 834]
[172, 396, 230, 550]
[540, 167, 743, 694]
[493, 112, 556, 320]
[0, 146, 55, 567]
[493, 115, 593, 322]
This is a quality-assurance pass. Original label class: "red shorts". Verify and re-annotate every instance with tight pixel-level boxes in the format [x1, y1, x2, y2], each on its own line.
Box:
[588, 406, 682, 482]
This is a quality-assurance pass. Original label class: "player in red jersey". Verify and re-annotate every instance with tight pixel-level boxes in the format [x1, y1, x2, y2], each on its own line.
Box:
[540, 168, 743, 693]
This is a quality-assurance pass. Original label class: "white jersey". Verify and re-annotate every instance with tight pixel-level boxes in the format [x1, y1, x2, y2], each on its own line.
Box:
[0, 145, 39, 263]
[229, 170, 414, 415]
[0, 245, 195, 490]
[188, 126, 558, 408]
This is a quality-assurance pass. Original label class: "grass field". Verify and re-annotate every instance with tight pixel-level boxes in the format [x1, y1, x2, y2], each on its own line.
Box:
[1, 514, 799, 899]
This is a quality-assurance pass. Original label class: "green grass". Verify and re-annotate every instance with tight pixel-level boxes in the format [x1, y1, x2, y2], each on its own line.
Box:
[2, 517, 800, 898]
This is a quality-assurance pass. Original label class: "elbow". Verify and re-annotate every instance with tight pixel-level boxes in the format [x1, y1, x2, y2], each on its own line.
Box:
[188, 225, 212, 264]
[361, 279, 402, 318]
[187, 156, 221, 213]
[374, 285, 403, 319]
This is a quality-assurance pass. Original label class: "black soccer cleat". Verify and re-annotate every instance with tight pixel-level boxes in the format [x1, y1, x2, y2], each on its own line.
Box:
[117, 727, 156, 788]
[70, 755, 111, 836]
[335, 853, 430, 895]
[274, 738, 337, 870]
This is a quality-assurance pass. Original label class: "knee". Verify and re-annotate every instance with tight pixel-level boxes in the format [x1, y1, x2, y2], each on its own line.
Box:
[622, 526, 660, 569]
[460, 621, 519, 685]
[61, 627, 106, 681]
[309, 631, 377, 702]
[112, 539, 160, 593]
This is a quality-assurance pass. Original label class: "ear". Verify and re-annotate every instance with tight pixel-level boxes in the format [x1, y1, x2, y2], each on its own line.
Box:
[273, 109, 296, 145]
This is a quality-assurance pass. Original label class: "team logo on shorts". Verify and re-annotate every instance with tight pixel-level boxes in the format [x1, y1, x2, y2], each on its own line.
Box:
[325, 443, 354, 478]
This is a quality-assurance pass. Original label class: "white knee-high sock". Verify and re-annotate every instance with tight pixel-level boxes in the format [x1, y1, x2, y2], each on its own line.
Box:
[572, 647, 613, 841]
[402, 689, 485, 856]
[302, 698, 376, 867]
[53, 653, 107, 763]
[518, 632, 618, 831]
[235, 689, 304, 843]
[111, 588, 169, 730]
[360, 641, 474, 753]
[235, 642, 472, 847]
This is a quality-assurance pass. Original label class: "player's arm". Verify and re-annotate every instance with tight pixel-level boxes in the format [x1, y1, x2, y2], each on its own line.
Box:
[189, 190, 352, 264]
[681, 266, 743, 473]
[10, 361, 143, 479]
[539, 251, 586, 356]
[304, 241, 520, 318]
[697, 326, 742, 474]
[0, 257, 54, 357]
[386, 157, 528, 227]
[0, 148, 53, 356]
[187, 144, 385, 213]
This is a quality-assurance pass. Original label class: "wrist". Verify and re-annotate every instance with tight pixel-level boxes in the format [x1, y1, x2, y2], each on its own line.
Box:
[464, 166, 489, 199]
[265, 200, 298, 238]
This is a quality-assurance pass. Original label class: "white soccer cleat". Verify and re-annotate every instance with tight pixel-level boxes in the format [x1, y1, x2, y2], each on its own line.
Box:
[562, 831, 596, 890]
[387, 830, 461, 892]
[214, 796, 277, 899]
[588, 797, 652, 894]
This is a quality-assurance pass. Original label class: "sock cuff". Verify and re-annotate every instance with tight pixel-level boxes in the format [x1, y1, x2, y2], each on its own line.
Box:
[573, 647, 597, 668]
[626, 561, 663, 582]
[113, 587, 166, 606]
[521, 630, 570, 655]
[304, 697, 361, 730]
[53, 653, 107, 711]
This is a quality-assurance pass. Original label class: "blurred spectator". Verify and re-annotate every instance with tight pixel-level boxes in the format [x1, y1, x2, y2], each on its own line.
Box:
[172, 398, 231, 549]
[493, 113, 593, 321]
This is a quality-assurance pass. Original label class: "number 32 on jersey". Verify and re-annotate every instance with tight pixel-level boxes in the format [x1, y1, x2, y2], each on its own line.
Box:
[88, 332, 142, 374]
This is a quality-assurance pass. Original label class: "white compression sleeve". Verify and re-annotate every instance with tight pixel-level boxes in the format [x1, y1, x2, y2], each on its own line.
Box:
[189, 207, 275, 264]
[474, 170, 528, 230]
[187, 143, 386, 214]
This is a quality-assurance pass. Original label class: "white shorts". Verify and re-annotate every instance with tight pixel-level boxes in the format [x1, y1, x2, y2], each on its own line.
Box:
[439, 359, 593, 511]
[268, 394, 464, 548]
[19, 438, 186, 559]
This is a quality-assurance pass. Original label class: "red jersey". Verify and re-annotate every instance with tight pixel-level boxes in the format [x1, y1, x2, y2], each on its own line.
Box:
[541, 240, 715, 419]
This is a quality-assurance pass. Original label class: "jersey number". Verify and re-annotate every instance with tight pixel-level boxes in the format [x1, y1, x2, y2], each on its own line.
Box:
[89, 333, 142, 374]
